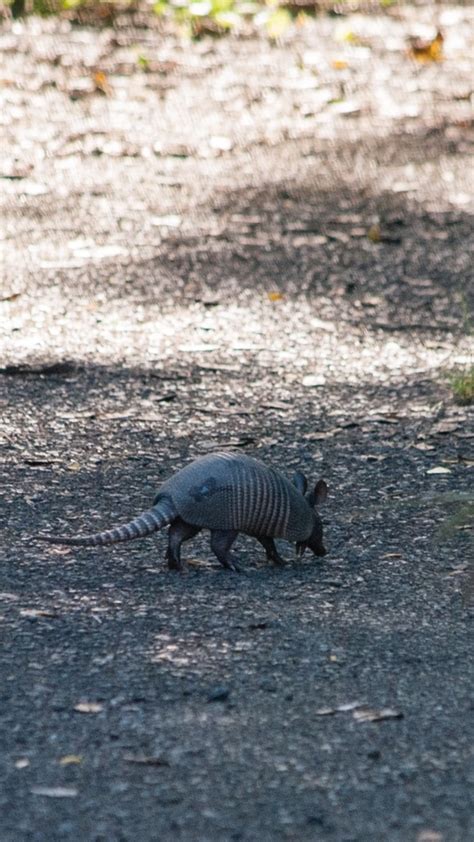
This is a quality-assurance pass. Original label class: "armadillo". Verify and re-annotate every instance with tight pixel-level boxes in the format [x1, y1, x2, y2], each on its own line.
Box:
[39, 451, 328, 572]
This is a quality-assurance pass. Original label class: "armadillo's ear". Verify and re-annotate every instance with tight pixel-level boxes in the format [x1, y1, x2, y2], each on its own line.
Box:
[307, 479, 328, 508]
[292, 471, 308, 495]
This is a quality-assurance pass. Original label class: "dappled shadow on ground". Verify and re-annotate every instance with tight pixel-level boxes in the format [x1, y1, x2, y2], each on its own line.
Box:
[4, 122, 472, 336]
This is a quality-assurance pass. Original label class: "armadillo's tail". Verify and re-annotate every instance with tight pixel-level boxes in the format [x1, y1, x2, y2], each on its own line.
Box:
[38, 496, 177, 547]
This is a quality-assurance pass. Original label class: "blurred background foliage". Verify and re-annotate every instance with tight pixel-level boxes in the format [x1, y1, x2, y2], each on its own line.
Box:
[2, 0, 408, 40]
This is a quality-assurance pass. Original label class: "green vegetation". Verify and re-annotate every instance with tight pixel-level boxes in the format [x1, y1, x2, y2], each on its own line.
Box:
[438, 501, 474, 538]
[4, 0, 132, 17]
[3, 0, 398, 37]
[450, 366, 474, 406]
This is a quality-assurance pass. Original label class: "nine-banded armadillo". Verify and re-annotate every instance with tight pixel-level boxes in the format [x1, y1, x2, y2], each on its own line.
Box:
[40, 451, 328, 572]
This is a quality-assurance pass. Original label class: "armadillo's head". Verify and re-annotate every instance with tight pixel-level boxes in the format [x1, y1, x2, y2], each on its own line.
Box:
[303, 517, 326, 557]
[295, 478, 328, 558]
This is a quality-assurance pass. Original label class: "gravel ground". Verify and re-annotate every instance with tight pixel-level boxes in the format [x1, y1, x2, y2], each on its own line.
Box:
[1, 4, 473, 841]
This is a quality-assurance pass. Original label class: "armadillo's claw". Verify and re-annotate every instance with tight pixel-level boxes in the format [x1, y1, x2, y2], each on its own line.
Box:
[229, 560, 242, 574]
[232, 562, 249, 577]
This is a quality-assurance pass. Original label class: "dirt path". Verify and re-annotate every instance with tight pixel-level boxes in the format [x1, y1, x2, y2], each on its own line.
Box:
[1, 5, 473, 841]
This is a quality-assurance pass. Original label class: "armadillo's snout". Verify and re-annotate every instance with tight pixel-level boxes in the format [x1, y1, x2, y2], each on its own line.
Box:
[306, 521, 327, 558]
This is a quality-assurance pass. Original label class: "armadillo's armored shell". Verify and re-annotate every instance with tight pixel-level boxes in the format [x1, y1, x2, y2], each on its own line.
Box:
[156, 452, 315, 541]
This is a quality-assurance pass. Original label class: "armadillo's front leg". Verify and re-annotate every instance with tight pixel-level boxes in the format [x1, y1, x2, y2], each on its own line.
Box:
[166, 519, 201, 571]
[209, 529, 241, 572]
[257, 537, 285, 566]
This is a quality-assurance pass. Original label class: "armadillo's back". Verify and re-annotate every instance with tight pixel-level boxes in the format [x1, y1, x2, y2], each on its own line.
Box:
[157, 451, 314, 541]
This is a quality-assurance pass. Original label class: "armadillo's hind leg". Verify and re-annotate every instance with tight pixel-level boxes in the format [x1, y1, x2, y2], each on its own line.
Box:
[166, 519, 201, 571]
[257, 537, 285, 566]
[209, 529, 241, 573]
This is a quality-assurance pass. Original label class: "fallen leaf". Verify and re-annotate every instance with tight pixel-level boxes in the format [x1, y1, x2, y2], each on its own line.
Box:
[367, 224, 381, 242]
[311, 317, 335, 332]
[154, 392, 176, 403]
[186, 558, 210, 568]
[24, 457, 58, 467]
[353, 707, 403, 723]
[0, 161, 33, 179]
[430, 420, 460, 435]
[446, 564, 470, 576]
[364, 414, 399, 424]
[206, 407, 252, 416]
[178, 344, 218, 353]
[59, 755, 82, 766]
[150, 215, 181, 228]
[268, 292, 284, 302]
[209, 136, 233, 152]
[197, 363, 240, 373]
[261, 401, 290, 411]
[67, 461, 82, 472]
[331, 100, 361, 116]
[198, 437, 255, 452]
[158, 142, 192, 158]
[427, 467, 452, 475]
[0, 291, 22, 302]
[93, 71, 112, 95]
[57, 411, 96, 420]
[232, 342, 263, 351]
[74, 702, 103, 714]
[381, 553, 403, 560]
[361, 295, 382, 307]
[332, 59, 348, 70]
[303, 428, 341, 440]
[207, 686, 230, 703]
[31, 787, 78, 798]
[416, 831, 444, 842]
[0, 361, 77, 377]
[46, 546, 73, 556]
[20, 609, 58, 619]
[15, 758, 30, 769]
[302, 375, 326, 387]
[327, 230, 350, 243]
[201, 296, 221, 307]
[19, 181, 50, 196]
[408, 30, 443, 63]
[315, 701, 362, 716]
[123, 754, 169, 766]
[68, 78, 95, 99]
[335, 27, 360, 45]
